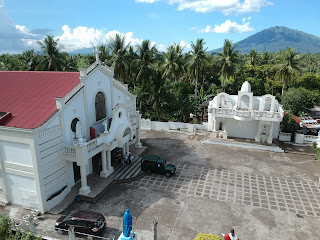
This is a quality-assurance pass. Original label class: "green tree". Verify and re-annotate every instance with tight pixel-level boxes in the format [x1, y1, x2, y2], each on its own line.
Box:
[134, 40, 158, 112]
[248, 48, 259, 66]
[19, 50, 41, 71]
[217, 39, 239, 92]
[281, 87, 320, 115]
[276, 47, 300, 96]
[37, 35, 65, 71]
[108, 33, 130, 81]
[261, 51, 272, 65]
[189, 39, 208, 96]
[162, 44, 185, 82]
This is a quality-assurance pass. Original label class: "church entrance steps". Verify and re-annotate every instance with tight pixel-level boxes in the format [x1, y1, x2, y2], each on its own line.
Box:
[108, 156, 144, 180]
[202, 139, 284, 152]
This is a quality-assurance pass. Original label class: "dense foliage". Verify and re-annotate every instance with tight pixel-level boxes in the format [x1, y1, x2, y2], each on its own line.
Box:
[1, 34, 320, 124]
[0, 214, 42, 240]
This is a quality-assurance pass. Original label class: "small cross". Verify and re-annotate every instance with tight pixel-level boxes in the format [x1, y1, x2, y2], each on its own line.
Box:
[93, 46, 101, 62]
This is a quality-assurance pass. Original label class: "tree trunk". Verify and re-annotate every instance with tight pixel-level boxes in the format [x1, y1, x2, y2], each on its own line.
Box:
[281, 78, 286, 96]
[195, 67, 198, 96]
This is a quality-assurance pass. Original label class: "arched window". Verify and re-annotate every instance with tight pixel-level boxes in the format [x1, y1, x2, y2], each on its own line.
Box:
[263, 97, 272, 111]
[95, 92, 106, 121]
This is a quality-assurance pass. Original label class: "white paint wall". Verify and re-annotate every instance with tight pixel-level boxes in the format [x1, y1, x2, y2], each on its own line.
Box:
[226, 119, 259, 139]
[63, 91, 86, 146]
[2, 141, 33, 166]
[4, 173, 37, 208]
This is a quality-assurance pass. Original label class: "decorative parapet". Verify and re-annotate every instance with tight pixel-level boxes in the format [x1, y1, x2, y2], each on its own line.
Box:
[208, 107, 283, 121]
[86, 139, 98, 152]
[64, 146, 76, 156]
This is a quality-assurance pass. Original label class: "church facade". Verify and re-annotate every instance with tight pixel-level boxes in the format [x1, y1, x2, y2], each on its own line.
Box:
[0, 58, 141, 213]
[208, 81, 284, 143]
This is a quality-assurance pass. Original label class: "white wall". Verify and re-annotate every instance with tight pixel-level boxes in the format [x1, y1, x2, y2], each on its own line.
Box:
[63, 91, 86, 146]
[2, 141, 33, 166]
[5, 173, 37, 208]
[226, 119, 259, 139]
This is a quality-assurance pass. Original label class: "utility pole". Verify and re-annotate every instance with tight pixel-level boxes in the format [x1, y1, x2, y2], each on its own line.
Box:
[153, 217, 158, 240]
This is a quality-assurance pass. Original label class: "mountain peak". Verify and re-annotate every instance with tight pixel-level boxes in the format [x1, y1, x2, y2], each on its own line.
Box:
[211, 26, 320, 54]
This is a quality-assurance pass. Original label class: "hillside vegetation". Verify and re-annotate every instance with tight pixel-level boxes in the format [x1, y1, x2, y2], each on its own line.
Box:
[211, 26, 320, 54]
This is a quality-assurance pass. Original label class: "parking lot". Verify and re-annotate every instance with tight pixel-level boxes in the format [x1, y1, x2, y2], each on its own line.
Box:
[4, 130, 320, 240]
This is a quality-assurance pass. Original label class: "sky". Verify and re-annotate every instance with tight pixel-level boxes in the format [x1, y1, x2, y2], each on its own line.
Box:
[0, 0, 319, 54]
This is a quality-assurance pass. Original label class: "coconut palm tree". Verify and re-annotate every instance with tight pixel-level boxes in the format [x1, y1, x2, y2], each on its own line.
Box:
[248, 48, 259, 66]
[37, 35, 64, 71]
[108, 33, 131, 81]
[134, 40, 158, 112]
[19, 49, 41, 71]
[276, 47, 300, 96]
[162, 44, 185, 82]
[217, 39, 239, 92]
[189, 39, 208, 96]
[261, 51, 272, 65]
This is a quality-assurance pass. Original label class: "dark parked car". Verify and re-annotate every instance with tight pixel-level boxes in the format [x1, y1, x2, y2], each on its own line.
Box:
[55, 210, 106, 236]
[141, 154, 176, 176]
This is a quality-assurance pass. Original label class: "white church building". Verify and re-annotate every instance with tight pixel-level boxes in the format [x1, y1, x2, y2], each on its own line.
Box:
[0, 56, 142, 213]
[208, 81, 284, 143]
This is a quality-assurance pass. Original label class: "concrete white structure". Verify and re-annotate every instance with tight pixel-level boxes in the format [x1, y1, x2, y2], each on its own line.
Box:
[0, 57, 141, 213]
[208, 81, 284, 144]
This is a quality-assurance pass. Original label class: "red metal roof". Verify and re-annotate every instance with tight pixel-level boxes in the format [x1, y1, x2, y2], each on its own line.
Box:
[0, 71, 80, 129]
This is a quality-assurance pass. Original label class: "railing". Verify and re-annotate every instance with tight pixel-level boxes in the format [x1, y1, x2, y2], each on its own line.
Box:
[65, 146, 76, 156]
[87, 139, 98, 151]
[64, 82, 84, 103]
[211, 108, 283, 120]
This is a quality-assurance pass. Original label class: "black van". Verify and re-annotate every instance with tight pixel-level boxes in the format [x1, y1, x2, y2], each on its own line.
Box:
[141, 154, 176, 176]
[55, 210, 106, 235]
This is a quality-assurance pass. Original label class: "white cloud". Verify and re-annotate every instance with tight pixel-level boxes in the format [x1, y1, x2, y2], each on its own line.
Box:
[168, 0, 272, 15]
[178, 40, 191, 51]
[0, 0, 4, 8]
[195, 17, 254, 33]
[136, 0, 159, 3]
[56, 25, 145, 52]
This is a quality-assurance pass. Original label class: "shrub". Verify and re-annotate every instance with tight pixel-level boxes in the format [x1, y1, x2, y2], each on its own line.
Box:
[0, 214, 11, 239]
[313, 142, 320, 160]
[194, 233, 222, 240]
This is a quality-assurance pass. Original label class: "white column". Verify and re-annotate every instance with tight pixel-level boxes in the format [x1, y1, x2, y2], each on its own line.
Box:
[135, 114, 142, 148]
[255, 121, 262, 142]
[79, 166, 90, 195]
[100, 150, 107, 177]
[122, 146, 126, 155]
[213, 119, 216, 131]
[267, 122, 274, 144]
[107, 150, 114, 171]
[126, 142, 130, 153]
[101, 149, 113, 178]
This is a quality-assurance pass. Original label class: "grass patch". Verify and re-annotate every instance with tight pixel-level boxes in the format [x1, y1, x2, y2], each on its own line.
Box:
[194, 233, 222, 240]
[313, 142, 320, 160]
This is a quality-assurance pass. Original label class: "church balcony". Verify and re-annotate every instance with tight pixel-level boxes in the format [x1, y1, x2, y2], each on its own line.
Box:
[209, 107, 284, 122]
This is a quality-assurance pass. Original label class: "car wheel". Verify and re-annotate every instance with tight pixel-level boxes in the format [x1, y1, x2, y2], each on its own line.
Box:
[57, 229, 65, 235]
[166, 172, 170, 177]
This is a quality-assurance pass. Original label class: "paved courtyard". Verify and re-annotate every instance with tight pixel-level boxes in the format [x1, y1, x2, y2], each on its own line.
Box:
[3, 130, 320, 240]
[127, 162, 320, 217]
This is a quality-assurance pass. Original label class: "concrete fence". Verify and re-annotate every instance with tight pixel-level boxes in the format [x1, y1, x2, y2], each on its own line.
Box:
[141, 119, 208, 132]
